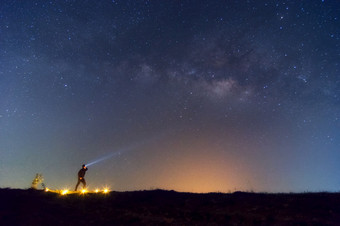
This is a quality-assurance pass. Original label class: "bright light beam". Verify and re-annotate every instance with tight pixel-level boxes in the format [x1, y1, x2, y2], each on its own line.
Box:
[85, 134, 165, 167]
[85, 152, 122, 167]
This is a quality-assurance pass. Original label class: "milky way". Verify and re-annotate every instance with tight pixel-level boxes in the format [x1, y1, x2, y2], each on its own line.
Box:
[1, 0, 340, 192]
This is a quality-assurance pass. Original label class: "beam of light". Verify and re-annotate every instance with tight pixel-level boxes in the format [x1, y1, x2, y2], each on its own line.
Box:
[85, 151, 122, 167]
[85, 133, 165, 167]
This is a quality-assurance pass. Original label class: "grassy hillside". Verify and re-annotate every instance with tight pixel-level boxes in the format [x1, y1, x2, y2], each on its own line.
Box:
[1, 188, 340, 225]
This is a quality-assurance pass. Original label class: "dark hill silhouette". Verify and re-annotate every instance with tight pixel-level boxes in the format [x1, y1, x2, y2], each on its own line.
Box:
[1, 188, 340, 225]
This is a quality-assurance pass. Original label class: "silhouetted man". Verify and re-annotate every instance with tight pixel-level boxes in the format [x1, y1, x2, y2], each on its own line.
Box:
[75, 164, 88, 191]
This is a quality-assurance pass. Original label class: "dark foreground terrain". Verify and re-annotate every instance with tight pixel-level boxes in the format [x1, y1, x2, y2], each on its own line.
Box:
[1, 189, 340, 225]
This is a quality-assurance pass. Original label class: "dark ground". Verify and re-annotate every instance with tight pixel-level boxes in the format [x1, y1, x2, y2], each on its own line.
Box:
[1, 189, 340, 225]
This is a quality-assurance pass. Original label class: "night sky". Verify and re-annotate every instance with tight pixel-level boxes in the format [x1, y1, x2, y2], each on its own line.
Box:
[1, 0, 340, 193]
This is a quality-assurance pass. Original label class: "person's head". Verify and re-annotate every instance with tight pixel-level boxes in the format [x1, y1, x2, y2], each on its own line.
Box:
[82, 164, 86, 168]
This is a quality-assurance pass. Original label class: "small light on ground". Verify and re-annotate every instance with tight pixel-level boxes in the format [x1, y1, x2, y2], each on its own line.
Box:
[45, 188, 49, 192]
[61, 190, 68, 195]
[103, 188, 109, 193]
[95, 189, 99, 193]
[81, 189, 87, 194]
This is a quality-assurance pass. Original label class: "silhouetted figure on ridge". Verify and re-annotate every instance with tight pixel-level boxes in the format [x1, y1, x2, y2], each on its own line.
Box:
[75, 164, 88, 191]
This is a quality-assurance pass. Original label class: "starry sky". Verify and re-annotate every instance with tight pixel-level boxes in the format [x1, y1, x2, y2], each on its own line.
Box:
[1, 0, 340, 193]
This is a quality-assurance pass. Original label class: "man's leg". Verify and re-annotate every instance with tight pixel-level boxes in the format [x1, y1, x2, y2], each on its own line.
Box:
[75, 179, 80, 191]
[82, 179, 86, 189]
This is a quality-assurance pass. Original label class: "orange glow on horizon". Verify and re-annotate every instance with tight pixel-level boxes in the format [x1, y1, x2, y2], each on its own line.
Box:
[146, 146, 249, 193]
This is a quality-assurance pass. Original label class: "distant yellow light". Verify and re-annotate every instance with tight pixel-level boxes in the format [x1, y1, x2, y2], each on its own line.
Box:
[61, 190, 68, 195]
[95, 189, 99, 193]
[81, 189, 87, 194]
[103, 188, 109, 194]
[45, 188, 49, 192]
